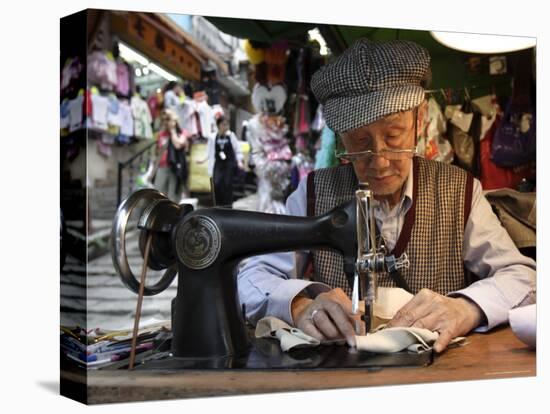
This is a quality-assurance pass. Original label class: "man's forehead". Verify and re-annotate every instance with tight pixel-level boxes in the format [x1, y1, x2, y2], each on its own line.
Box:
[344, 111, 412, 135]
[382, 112, 410, 124]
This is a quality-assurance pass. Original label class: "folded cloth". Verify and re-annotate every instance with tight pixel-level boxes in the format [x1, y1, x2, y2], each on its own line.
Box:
[256, 316, 466, 354]
[508, 304, 536, 349]
[356, 325, 466, 354]
[255, 317, 320, 352]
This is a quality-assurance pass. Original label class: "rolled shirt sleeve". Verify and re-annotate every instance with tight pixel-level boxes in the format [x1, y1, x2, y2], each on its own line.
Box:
[449, 178, 536, 331]
[237, 177, 331, 326]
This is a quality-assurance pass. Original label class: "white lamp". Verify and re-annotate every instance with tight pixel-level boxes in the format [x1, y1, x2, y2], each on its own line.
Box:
[430, 31, 535, 54]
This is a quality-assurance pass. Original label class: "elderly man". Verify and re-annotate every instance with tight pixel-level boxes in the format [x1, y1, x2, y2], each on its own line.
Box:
[237, 39, 536, 353]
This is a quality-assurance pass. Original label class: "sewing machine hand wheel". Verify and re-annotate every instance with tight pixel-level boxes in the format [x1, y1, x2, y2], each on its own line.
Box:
[111, 188, 179, 296]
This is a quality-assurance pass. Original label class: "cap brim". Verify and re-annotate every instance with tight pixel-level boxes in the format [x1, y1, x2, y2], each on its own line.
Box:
[323, 85, 425, 133]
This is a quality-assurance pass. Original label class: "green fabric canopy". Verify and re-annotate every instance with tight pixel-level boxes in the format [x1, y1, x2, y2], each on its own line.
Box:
[205, 15, 517, 95]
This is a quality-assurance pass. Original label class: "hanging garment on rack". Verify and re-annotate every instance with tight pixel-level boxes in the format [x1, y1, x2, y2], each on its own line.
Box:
[60, 99, 70, 132]
[68, 95, 84, 132]
[447, 100, 481, 176]
[130, 95, 153, 139]
[107, 95, 123, 136]
[61, 57, 84, 97]
[418, 98, 453, 163]
[118, 100, 134, 138]
[311, 104, 325, 132]
[314, 126, 338, 169]
[88, 51, 117, 90]
[115, 60, 131, 97]
[90, 94, 110, 131]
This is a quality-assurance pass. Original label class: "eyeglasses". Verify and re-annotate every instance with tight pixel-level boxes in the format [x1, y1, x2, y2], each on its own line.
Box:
[336, 107, 421, 162]
[335, 147, 418, 162]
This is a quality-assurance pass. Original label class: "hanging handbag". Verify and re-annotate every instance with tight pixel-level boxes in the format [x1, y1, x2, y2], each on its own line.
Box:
[491, 49, 536, 167]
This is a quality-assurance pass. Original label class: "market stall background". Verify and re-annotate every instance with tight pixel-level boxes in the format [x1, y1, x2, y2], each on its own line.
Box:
[59, 9, 535, 361]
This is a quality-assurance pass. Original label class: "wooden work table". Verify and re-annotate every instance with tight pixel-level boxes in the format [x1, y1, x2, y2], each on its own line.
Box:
[61, 326, 535, 404]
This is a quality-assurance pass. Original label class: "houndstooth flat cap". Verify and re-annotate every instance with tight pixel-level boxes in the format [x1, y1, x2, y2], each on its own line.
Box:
[311, 39, 431, 133]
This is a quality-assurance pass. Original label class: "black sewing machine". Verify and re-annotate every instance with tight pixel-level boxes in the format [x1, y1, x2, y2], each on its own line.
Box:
[111, 189, 432, 370]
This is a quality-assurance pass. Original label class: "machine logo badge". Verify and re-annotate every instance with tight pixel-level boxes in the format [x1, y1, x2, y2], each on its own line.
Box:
[176, 215, 221, 269]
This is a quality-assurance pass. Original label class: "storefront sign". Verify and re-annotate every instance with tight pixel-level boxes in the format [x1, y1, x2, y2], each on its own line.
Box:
[125, 13, 201, 81]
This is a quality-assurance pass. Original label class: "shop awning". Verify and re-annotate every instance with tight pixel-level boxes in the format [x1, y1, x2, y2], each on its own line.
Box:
[204, 16, 522, 92]
[204, 16, 452, 56]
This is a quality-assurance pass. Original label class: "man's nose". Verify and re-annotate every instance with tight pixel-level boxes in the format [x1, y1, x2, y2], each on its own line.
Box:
[366, 152, 391, 169]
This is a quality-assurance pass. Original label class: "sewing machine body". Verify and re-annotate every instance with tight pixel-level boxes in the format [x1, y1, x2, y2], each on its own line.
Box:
[111, 189, 429, 369]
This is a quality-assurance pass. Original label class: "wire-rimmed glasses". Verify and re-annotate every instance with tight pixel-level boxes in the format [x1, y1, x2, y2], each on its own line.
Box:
[335, 147, 419, 162]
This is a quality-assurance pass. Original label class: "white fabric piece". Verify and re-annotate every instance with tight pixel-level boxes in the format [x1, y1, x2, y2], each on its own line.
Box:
[356, 326, 466, 353]
[356, 326, 437, 353]
[255, 316, 466, 354]
[255, 316, 320, 351]
[508, 304, 536, 348]
[373, 287, 414, 320]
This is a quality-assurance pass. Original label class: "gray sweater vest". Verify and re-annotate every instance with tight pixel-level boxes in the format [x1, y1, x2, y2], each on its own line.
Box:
[306, 157, 474, 296]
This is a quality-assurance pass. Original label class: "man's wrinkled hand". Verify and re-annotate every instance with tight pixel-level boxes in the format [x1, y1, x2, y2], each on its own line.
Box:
[386, 288, 484, 353]
[292, 288, 360, 347]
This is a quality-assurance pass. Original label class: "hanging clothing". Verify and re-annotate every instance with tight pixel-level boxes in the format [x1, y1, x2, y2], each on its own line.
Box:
[90, 94, 109, 131]
[60, 57, 84, 97]
[130, 95, 153, 139]
[68, 95, 84, 132]
[418, 97, 453, 163]
[246, 113, 292, 214]
[115, 60, 131, 97]
[118, 100, 134, 137]
[60, 99, 70, 131]
[87, 51, 117, 90]
[314, 126, 338, 169]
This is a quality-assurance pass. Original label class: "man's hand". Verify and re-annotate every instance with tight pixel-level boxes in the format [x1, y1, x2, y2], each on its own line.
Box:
[291, 288, 359, 347]
[386, 288, 484, 353]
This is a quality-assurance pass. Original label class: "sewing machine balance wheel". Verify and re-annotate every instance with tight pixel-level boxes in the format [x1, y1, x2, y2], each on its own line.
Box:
[111, 188, 181, 296]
